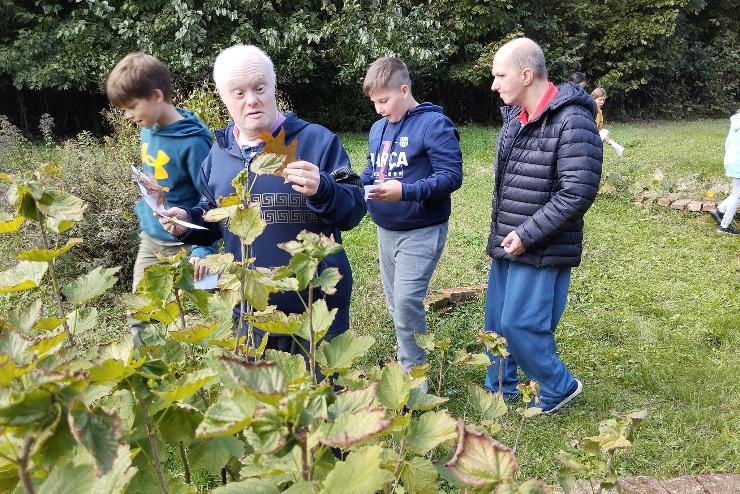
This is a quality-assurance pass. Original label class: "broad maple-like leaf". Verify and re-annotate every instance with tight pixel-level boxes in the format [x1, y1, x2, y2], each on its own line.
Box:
[258, 128, 298, 176]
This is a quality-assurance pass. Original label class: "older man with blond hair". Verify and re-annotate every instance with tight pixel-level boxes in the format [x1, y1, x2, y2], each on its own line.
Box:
[483, 38, 602, 413]
[160, 44, 366, 355]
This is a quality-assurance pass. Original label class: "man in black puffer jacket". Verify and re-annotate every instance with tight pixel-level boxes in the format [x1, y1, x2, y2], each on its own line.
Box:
[483, 38, 602, 413]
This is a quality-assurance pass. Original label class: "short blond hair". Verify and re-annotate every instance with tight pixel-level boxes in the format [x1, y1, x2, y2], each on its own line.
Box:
[106, 53, 172, 107]
[362, 57, 412, 96]
[591, 87, 606, 99]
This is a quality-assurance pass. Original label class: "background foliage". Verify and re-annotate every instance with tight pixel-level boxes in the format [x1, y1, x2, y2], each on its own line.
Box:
[0, 0, 738, 133]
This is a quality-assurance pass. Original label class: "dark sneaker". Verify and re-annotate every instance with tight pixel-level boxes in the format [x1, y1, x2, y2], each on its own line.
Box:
[707, 208, 724, 226]
[717, 224, 740, 235]
[542, 379, 583, 414]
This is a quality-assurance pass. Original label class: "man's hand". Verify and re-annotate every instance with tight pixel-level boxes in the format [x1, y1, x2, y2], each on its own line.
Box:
[284, 161, 320, 197]
[368, 180, 402, 202]
[156, 206, 190, 236]
[190, 256, 209, 281]
[501, 231, 525, 256]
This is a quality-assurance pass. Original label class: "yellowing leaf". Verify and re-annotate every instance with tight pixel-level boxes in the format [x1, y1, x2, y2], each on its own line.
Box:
[17, 238, 82, 262]
[0, 261, 48, 294]
[0, 215, 25, 233]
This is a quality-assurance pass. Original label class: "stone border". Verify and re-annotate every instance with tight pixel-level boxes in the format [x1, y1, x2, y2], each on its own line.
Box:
[554, 474, 740, 494]
[633, 191, 716, 213]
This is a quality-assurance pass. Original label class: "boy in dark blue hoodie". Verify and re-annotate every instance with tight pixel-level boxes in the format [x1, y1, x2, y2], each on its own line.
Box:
[107, 52, 215, 344]
[360, 57, 463, 378]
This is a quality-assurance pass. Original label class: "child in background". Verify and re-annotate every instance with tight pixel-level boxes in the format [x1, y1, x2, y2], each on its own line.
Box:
[106, 52, 216, 344]
[709, 110, 740, 235]
[591, 87, 606, 130]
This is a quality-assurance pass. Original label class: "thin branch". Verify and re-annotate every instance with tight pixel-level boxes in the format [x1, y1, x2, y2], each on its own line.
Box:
[17, 436, 35, 494]
[38, 219, 72, 343]
[131, 384, 169, 494]
[178, 441, 191, 484]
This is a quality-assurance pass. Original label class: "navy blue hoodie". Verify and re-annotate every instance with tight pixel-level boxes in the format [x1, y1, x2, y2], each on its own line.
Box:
[180, 113, 366, 335]
[360, 102, 463, 230]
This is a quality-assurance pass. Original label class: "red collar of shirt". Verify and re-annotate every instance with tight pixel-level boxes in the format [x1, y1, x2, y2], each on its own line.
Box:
[517, 82, 557, 125]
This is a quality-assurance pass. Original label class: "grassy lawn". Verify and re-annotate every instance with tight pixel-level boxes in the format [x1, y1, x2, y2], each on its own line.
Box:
[1, 119, 737, 488]
[340, 120, 740, 483]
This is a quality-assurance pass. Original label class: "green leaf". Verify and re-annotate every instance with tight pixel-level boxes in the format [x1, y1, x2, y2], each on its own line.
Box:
[251, 152, 286, 175]
[414, 333, 436, 352]
[407, 387, 449, 411]
[311, 267, 342, 295]
[249, 310, 303, 336]
[189, 437, 245, 475]
[0, 355, 32, 386]
[169, 322, 218, 344]
[37, 189, 87, 233]
[38, 461, 95, 494]
[62, 266, 120, 305]
[68, 401, 122, 475]
[220, 356, 287, 405]
[228, 203, 265, 244]
[320, 445, 393, 494]
[156, 403, 204, 445]
[298, 299, 337, 342]
[376, 362, 411, 411]
[468, 385, 508, 420]
[0, 260, 48, 293]
[0, 214, 25, 233]
[196, 388, 257, 438]
[328, 383, 377, 420]
[445, 423, 518, 489]
[203, 205, 239, 222]
[288, 252, 319, 290]
[211, 479, 280, 494]
[316, 331, 375, 374]
[7, 298, 42, 332]
[17, 237, 82, 262]
[265, 349, 309, 385]
[90, 445, 138, 494]
[0, 389, 54, 428]
[400, 456, 438, 494]
[201, 252, 235, 273]
[152, 368, 217, 411]
[406, 410, 458, 455]
[321, 408, 391, 448]
[582, 418, 633, 453]
[29, 328, 68, 358]
[88, 359, 138, 384]
[66, 307, 98, 336]
[135, 264, 173, 303]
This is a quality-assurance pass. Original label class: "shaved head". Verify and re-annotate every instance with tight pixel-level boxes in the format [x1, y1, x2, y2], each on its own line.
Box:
[494, 38, 548, 81]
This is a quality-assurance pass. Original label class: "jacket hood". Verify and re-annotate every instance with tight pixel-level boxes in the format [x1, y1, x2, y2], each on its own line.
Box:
[501, 82, 597, 123]
[152, 109, 211, 138]
[215, 112, 311, 156]
[407, 102, 445, 116]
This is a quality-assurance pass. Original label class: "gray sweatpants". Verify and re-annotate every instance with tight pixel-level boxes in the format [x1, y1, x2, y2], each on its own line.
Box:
[377, 222, 448, 371]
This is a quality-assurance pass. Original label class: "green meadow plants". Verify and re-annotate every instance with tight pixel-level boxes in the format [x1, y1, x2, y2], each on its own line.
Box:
[0, 156, 574, 494]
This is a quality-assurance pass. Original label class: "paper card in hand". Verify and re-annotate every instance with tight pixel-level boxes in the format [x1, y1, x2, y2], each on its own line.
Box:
[130, 165, 207, 230]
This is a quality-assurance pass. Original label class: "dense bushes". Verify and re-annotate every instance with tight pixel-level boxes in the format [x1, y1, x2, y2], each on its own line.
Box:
[0, 0, 737, 132]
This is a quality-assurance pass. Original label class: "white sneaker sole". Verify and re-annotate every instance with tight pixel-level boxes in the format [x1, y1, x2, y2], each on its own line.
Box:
[544, 379, 583, 414]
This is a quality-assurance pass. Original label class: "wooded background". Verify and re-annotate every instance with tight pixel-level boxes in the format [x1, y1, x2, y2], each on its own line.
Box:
[1, 0, 737, 135]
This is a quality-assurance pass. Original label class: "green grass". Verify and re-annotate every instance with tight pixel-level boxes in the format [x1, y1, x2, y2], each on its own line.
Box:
[1, 120, 737, 487]
[339, 120, 740, 482]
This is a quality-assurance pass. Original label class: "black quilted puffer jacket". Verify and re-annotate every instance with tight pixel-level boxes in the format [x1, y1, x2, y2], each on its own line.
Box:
[486, 82, 603, 267]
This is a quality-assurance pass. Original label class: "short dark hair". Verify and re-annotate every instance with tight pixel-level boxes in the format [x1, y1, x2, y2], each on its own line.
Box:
[571, 72, 587, 85]
[106, 52, 172, 107]
[362, 57, 412, 96]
